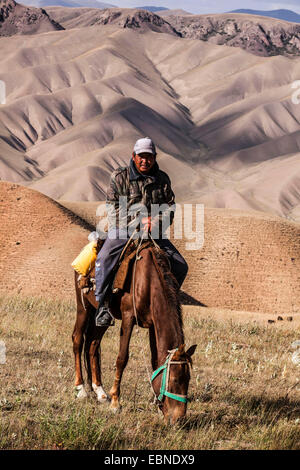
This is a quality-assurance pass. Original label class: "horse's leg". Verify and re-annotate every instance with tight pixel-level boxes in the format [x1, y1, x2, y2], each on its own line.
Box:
[87, 324, 109, 403]
[149, 325, 161, 407]
[72, 308, 89, 399]
[149, 324, 158, 371]
[84, 313, 94, 391]
[109, 316, 135, 412]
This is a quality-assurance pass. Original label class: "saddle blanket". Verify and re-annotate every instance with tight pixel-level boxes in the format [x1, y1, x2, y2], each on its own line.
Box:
[77, 239, 153, 294]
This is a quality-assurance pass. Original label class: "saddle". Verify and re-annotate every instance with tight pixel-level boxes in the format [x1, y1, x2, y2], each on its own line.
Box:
[77, 238, 153, 296]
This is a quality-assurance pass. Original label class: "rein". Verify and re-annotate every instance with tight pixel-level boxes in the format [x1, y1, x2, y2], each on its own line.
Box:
[151, 348, 189, 404]
[132, 231, 156, 393]
[132, 234, 189, 404]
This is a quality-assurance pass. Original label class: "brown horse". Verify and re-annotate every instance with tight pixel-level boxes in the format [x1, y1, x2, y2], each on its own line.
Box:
[72, 241, 197, 424]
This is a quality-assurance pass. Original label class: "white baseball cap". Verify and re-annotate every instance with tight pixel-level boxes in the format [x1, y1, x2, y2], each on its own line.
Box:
[133, 137, 156, 155]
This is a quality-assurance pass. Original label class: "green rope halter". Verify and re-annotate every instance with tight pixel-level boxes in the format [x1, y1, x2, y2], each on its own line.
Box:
[151, 348, 188, 404]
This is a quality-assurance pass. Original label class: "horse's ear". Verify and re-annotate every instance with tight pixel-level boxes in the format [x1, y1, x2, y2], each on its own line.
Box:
[186, 344, 197, 358]
[173, 344, 185, 360]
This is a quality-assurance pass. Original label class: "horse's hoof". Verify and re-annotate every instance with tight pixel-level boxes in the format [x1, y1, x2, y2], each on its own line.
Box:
[109, 403, 121, 414]
[92, 384, 109, 403]
[75, 384, 88, 399]
[110, 406, 120, 414]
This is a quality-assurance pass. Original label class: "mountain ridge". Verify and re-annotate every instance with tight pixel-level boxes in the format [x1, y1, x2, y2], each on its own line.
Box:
[0, 4, 300, 222]
[229, 8, 300, 24]
[163, 11, 300, 57]
[137, 6, 169, 13]
[0, 0, 64, 36]
[41, 6, 181, 34]
[8, 0, 116, 7]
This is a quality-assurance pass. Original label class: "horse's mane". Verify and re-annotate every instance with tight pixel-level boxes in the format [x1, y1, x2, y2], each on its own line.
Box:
[149, 246, 183, 330]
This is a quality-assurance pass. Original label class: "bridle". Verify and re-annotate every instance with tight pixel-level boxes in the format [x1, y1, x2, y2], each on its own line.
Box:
[151, 348, 189, 404]
[130, 233, 189, 404]
[131, 232, 190, 404]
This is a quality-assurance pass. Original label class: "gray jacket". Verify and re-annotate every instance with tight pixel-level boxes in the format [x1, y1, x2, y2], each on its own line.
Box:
[106, 159, 175, 234]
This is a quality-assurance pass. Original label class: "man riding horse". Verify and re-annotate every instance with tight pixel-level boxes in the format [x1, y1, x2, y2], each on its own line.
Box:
[95, 137, 188, 327]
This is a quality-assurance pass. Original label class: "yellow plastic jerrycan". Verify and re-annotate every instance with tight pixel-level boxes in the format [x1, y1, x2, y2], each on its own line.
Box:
[71, 240, 98, 276]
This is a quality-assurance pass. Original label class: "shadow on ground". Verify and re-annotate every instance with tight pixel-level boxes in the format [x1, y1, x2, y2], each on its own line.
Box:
[179, 291, 207, 306]
[181, 394, 300, 431]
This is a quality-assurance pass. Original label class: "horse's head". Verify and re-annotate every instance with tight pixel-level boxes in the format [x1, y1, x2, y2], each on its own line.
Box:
[152, 344, 197, 425]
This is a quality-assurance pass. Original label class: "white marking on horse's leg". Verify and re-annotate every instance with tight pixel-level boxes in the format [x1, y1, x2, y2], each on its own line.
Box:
[92, 383, 109, 403]
[75, 384, 88, 399]
[110, 404, 120, 414]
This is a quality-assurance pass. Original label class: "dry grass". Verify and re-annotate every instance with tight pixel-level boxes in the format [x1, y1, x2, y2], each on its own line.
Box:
[0, 295, 299, 450]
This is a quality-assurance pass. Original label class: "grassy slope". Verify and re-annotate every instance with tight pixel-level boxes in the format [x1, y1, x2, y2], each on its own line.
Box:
[0, 296, 299, 450]
[0, 200, 298, 449]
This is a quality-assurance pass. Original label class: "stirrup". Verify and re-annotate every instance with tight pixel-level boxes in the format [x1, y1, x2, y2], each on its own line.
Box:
[95, 306, 115, 327]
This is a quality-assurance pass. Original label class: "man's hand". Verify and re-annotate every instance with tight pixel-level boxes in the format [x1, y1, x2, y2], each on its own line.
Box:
[141, 216, 157, 233]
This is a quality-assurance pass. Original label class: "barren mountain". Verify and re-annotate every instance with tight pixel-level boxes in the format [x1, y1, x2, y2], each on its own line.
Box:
[163, 12, 300, 57]
[0, 181, 93, 298]
[0, 0, 64, 36]
[137, 6, 169, 13]
[229, 9, 300, 24]
[0, 6, 300, 222]
[20, 0, 116, 8]
[159, 9, 193, 17]
[1, 181, 299, 315]
[44, 6, 180, 34]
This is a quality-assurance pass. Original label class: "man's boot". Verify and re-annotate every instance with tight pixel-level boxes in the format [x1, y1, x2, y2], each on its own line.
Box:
[95, 303, 115, 327]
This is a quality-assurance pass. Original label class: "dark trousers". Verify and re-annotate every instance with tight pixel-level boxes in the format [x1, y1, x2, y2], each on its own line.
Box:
[95, 228, 188, 304]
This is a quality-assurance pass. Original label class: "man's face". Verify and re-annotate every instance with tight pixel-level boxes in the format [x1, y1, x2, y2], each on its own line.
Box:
[132, 152, 156, 174]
